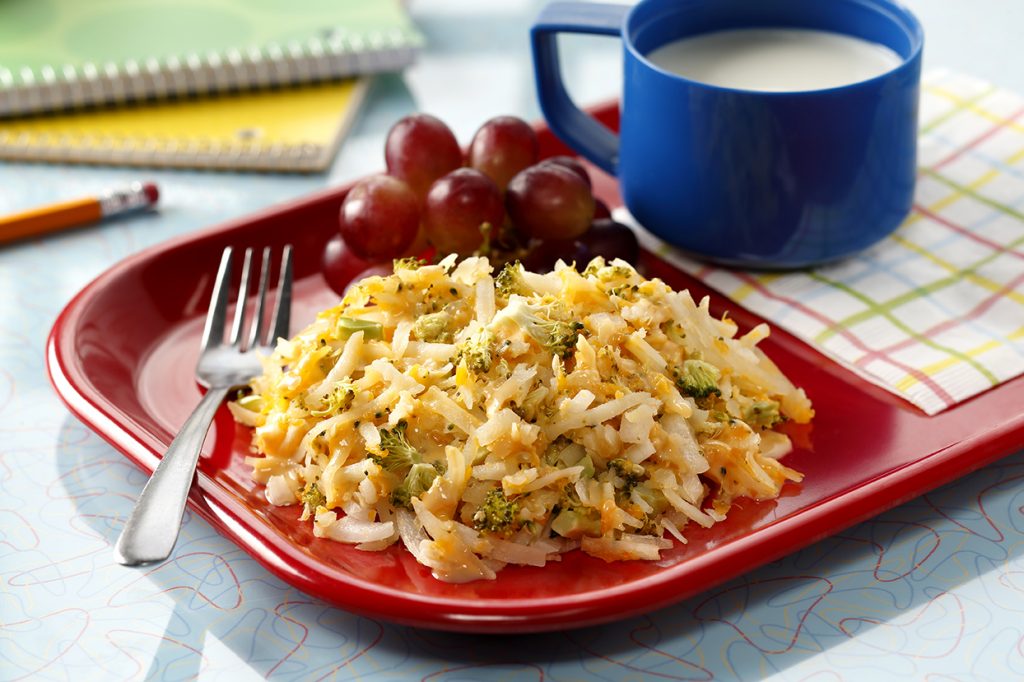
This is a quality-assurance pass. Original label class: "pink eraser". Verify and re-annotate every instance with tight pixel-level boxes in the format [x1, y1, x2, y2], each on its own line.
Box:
[142, 182, 160, 205]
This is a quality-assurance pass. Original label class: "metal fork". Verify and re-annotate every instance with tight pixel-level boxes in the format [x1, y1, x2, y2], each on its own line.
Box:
[113, 245, 293, 566]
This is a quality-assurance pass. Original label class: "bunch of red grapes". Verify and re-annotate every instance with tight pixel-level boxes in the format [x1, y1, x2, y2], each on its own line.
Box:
[324, 113, 638, 287]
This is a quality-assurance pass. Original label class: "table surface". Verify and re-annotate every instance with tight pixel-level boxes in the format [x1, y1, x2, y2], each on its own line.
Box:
[3, 1, 1024, 680]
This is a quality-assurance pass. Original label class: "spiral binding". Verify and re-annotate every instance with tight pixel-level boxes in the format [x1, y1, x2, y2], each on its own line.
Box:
[0, 30, 420, 117]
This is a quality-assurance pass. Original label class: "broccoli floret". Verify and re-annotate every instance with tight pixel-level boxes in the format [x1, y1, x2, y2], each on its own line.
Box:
[337, 316, 383, 341]
[676, 358, 721, 399]
[413, 311, 454, 343]
[496, 298, 583, 359]
[581, 257, 606, 277]
[390, 462, 442, 509]
[607, 264, 635, 280]
[455, 326, 495, 374]
[308, 383, 355, 417]
[472, 488, 520, 534]
[373, 421, 422, 474]
[608, 458, 645, 492]
[300, 481, 326, 510]
[495, 261, 530, 298]
[582, 257, 635, 282]
[393, 256, 426, 271]
[744, 400, 782, 428]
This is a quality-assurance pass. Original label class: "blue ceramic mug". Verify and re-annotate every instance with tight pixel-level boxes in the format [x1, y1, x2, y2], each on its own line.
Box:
[532, 0, 923, 268]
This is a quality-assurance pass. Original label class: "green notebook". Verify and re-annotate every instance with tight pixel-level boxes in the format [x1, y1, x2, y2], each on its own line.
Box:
[0, 0, 422, 117]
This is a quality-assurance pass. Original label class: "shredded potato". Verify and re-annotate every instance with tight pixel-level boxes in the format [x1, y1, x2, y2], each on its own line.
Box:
[234, 256, 813, 583]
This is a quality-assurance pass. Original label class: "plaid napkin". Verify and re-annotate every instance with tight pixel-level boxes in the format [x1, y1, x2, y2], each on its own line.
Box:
[621, 70, 1024, 415]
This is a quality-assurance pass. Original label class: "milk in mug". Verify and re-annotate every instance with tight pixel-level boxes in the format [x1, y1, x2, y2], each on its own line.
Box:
[645, 28, 903, 92]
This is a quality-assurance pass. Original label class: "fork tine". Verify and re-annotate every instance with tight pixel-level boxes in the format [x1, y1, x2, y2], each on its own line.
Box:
[199, 247, 233, 352]
[247, 247, 272, 350]
[267, 244, 293, 346]
[229, 248, 253, 347]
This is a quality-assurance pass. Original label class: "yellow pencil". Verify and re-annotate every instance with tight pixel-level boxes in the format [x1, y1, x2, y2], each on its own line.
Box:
[0, 181, 159, 245]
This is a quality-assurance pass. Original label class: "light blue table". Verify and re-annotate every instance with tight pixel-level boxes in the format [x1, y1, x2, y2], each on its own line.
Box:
[3, 1, 1024, 679]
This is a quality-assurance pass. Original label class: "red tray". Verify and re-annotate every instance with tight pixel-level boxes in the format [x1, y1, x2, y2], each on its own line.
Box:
[47, 105, 1024, 633]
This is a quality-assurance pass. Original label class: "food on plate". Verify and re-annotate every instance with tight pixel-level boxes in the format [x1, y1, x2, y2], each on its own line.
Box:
[232, 256, 813, 583]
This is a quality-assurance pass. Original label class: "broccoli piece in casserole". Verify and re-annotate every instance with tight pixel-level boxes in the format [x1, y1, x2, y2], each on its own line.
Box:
[494, 298, 583, 359]
[413, 310, 454, 343]
[300, 481, 326, 511]
[472, 488, 520, 534]
[390, 461, 443, 509]
[307, 383, 355, 417]
[374, 421, 422, 474]
[393, 256, 426, 271]
[607, 458, 646, 492]
[744, 399, 782, 428]
[495, 261, 530, 298]
[336, 316, 383, 341]
[455, 326, 495, 374]
[676, 358, 721, 399]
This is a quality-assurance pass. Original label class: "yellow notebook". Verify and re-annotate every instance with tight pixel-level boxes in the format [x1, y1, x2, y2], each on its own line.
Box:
[0, 78, 369, 172]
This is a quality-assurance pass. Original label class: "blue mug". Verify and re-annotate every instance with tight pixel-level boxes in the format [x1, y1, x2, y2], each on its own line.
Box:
[532, 0, 924, 268]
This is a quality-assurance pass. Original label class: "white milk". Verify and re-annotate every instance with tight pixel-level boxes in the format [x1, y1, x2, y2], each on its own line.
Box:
[645, 28, 902, 92]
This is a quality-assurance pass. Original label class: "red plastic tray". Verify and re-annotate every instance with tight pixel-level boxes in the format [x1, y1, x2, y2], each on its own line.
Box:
[47, 105, 1024, 633]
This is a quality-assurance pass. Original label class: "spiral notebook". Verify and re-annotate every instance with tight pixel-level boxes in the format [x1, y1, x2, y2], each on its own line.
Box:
[0, 78, 370, 172]
[0, 0, 421, 117]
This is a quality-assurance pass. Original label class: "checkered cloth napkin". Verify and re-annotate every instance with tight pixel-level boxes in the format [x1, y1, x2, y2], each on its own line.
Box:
[621, 70, 1024, 415]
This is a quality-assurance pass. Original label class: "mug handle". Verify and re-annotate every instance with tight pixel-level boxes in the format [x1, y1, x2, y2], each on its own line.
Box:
[531, 2, 630, 175]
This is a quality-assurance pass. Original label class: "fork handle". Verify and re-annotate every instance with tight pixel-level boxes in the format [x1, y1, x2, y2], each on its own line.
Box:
[113, 385, 231, 566]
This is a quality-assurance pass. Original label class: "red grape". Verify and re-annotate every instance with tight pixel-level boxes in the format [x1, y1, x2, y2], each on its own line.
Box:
[385, 114, 463, 201]
[424, 168, 505, 257]
[593, 198, 611, 220]
[539, 155, 591, 189]
[506, 164, 594, 241]
[520, 237, 576, 272]
[576, 218, 639, 265]
[401, 224, 431, 258]
[322, 234, 375, 294]
[468, 116, 539, 191]
[338, 175, 420, 262]
[520, 219, 639, 272]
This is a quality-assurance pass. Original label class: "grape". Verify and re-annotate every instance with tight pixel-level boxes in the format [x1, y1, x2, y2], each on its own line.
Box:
[401, 223, 431, 258]
[519, 237, 576, 273]
[539, 155, 591, 189]
[593, 199, 611, 221]
[468, 116, 539, 191]
[576, 218, 639, 265]
[322, 234, 375, 294]
[385, 114, 463, 201]
[338, 175, 420, 262]
[506, 164, 594, 241]
[423, 168, 505, 257]
[520, 219, 639, 272]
